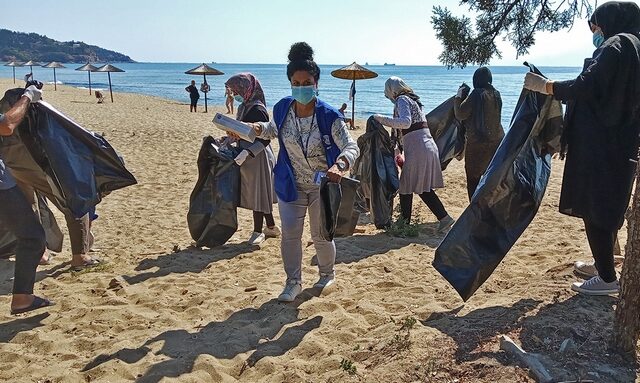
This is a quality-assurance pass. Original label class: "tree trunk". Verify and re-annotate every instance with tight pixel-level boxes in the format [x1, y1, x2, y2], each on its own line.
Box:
[614, 160, 640, 359]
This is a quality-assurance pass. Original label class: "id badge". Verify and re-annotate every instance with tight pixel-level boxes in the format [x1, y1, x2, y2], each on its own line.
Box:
[313, 171, 326, 185]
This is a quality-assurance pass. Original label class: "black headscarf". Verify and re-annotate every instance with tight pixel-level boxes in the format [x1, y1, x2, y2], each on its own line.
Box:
[590, 1, 640, 38]
[472, 67, 493, 89]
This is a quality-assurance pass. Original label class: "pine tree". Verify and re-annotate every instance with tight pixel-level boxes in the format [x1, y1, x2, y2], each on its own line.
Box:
[431, 0, 592, 68]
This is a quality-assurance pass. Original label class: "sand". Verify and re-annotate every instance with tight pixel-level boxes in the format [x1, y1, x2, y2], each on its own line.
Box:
[0, 78, 637, 383]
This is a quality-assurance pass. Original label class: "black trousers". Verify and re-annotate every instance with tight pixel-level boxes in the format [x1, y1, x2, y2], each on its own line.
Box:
[0, 186, 45, 294]
[584, 219, 617, 283]
[399, 191, 448, 223]
[253, 211, 275, 233]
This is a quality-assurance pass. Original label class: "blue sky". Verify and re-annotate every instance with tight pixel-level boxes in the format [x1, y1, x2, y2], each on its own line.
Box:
[1, 0, 634, 66]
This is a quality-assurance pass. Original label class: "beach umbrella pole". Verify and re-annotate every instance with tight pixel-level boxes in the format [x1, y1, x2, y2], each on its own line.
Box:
[204, 73, 208, 113]
[12, 67, 15, 84]
[108, 72, 113, 103]
[351, 79, 356, 129]
[88, 71, 92, 95]
[53, 68, 57, 91]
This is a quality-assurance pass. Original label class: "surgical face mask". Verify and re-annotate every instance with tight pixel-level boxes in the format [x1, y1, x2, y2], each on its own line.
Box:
[593, 30, 605, 48]
[291, 85, 316, 105]
[233, 94, 244, 103]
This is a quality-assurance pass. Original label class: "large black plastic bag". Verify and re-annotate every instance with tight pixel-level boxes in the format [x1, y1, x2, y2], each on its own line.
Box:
[353, 117, 400, 229]
[319, 176, 361, 241]
[20, 101, 137, 218]
[432, 64, 563, 301]
[425, 93, 468, 170]
[188, 136, 241, 248]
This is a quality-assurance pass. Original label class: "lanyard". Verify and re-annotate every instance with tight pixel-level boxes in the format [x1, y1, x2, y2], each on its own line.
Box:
[293, 106, 316, 159]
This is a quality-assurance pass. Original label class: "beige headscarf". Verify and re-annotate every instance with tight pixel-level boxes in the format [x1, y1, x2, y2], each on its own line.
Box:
[384, 76, 422, 106]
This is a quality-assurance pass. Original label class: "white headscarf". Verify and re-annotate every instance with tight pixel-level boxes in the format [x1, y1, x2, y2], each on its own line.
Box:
[384, 76, 414, 101]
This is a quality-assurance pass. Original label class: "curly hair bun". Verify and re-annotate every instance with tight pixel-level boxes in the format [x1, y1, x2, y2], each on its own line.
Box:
[288, 42, 314, 62]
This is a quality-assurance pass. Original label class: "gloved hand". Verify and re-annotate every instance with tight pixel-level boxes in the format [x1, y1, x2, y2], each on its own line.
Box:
[524, 72, 551, 95]
[23, 85, 43, 103]
[456, 86, 466, 99]
[234, 150, 250, 166]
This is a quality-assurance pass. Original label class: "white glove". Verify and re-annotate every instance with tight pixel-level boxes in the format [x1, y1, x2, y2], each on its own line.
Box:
[23, 85, 43, 103]
[456, 86, 465, 99]
[524, 72, 551, 95]
[234, 150, 250, 166]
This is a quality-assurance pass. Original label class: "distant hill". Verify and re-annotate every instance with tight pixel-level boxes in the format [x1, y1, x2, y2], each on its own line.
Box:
[0, 29, 135, 63]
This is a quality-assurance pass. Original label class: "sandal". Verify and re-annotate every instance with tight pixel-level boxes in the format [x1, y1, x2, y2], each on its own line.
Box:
[70, 257, 101, 271]
[11, 296, 55, 315]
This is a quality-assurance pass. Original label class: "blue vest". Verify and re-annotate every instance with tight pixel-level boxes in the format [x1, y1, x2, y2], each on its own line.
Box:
[272, 96, 342, 202]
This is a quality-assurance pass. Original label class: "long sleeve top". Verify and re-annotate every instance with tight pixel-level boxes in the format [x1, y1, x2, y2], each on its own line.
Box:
[258, 108, 359, 188]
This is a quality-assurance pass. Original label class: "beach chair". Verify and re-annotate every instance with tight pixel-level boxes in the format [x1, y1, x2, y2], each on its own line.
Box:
[95, 91, 104, 104]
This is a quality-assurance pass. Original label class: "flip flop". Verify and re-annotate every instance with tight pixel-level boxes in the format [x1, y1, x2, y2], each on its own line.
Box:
[11, 296, 55, 315]
[70, 257, 101, 271]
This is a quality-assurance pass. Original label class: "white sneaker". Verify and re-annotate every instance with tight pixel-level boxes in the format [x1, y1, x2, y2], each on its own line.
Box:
[247, 232, 265, 245]
[263, 226, 281, 238]
[313, 273, 335, 289]
[278, 281, 302, 302]
[438, 215, 455, 233]
[574, 261, 598, 278]
[571, 276, 619, 296]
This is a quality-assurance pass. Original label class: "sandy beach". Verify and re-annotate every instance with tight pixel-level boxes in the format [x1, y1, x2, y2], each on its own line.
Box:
[0, 78, 637, 382]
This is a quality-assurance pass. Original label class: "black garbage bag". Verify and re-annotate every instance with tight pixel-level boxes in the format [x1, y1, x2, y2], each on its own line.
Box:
[0, 194, 64, 258]
[353, 117, 400, 229]
[188, 136, 241, 248]
[432, 63, 563, 301]
[1, 88, 137, 219]
[425, 90, 469, 171]
[319, 176, 361, 241]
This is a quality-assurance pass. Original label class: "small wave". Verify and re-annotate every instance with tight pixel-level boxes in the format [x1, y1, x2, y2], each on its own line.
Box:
[77, 86, 105, 91]
[46, 81, 63, 85]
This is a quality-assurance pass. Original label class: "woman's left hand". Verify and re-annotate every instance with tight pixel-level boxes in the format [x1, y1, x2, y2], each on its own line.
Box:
[326, 164, 345, 183]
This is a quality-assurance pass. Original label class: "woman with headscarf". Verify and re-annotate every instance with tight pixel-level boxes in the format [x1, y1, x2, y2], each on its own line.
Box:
[373, 77, 455, 231]
[243, 42, 359, 302]
[454, 67, 505, 201]
[524, 1, 640, 295]
[225, 73, 280, 245]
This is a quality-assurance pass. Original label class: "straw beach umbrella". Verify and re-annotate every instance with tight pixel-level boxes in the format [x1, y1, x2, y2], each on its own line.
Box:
[22, 60, 42, 77]
[331, 62, 378, 128]
[185, 63, 224, 113]
[94, 64, 125, 103]
[75, 63, 98, 95]
[4, 61, 21, 84]
[42, 62, 66, 91]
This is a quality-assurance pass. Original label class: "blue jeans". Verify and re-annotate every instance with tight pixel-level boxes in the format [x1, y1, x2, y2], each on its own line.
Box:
[0, 186, 45, 294]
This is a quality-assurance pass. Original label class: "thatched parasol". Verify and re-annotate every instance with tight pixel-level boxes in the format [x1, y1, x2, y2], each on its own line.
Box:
[22, 60, 42, 77]
[331, 62, 378, 128]
[4, 61, 21, 84]
[185, 63, 224, 113]
[75, 63, 98, 95]
[42, 62, 66, 91]
[94, 64, 125, 103]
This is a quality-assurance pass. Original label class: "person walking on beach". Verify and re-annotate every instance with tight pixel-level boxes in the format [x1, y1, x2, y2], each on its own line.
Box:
[454, 67, 505, 201]
[524, 1, 640, 295]
[185, 80, 199, 112]
[225, 73, 281, 245]
[225, 85, 234, 114]
[244, 42, 359, 302]
[0, 84, 54, 314]
[373, 77, 455, 232]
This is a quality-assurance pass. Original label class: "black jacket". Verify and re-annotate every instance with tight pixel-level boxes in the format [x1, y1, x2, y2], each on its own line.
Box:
[554, 2, 640, 230]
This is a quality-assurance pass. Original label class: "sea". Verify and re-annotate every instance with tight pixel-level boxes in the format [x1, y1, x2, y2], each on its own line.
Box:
[0, 63, 582, 127]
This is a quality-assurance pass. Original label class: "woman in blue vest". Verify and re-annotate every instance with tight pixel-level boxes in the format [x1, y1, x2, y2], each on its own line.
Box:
[245, 42, 359, 302]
